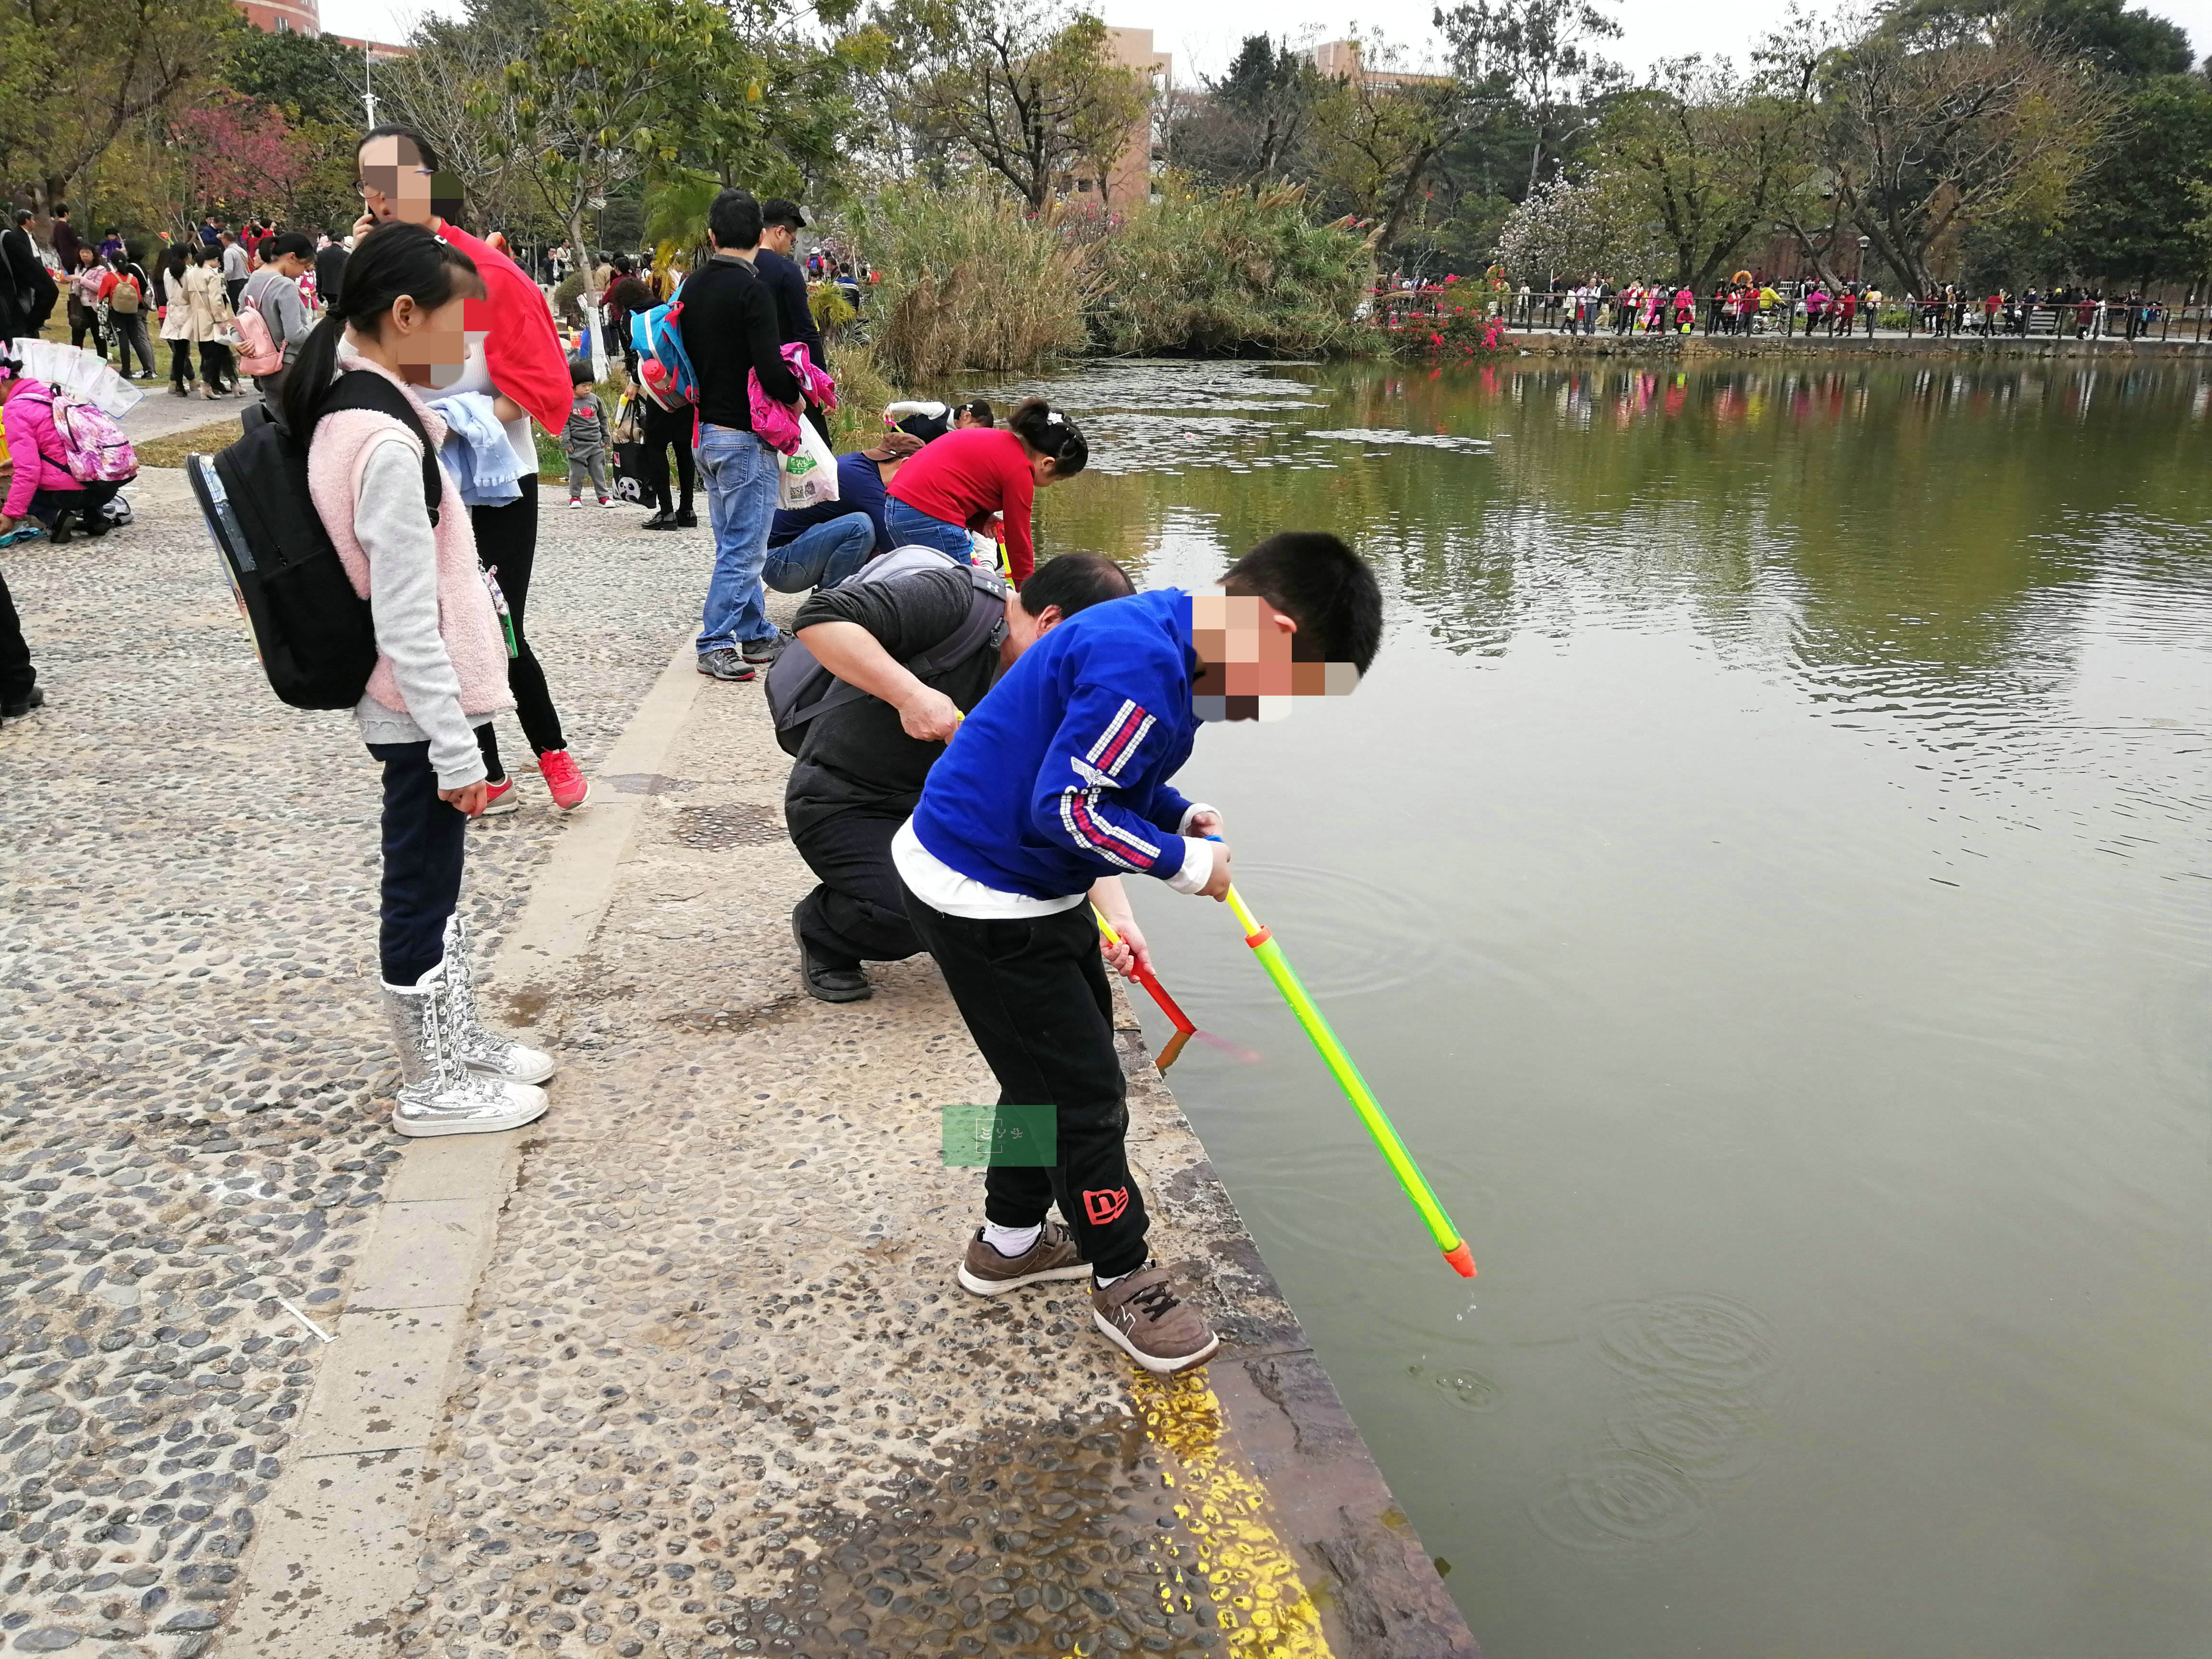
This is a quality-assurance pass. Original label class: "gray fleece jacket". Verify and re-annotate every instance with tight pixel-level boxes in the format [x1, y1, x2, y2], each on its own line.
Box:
[350, 436, 486, 787]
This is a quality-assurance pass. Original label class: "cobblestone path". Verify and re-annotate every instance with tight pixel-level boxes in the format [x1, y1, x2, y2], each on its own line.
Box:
[0, 471, 707, 1657]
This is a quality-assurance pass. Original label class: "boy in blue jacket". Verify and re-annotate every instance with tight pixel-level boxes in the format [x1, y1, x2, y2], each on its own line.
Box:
[896, 532, 1383, 1372]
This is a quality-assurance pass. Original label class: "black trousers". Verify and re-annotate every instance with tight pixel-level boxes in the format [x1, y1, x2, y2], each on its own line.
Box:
[370, 738, 472, 986]
[903, 889, 1150, 1278]
[641, 397, 694, 516]
[0, 562, 33, 704]
[67, 300, 103, 358]
[199, 341, 237, 391]
[792, 809, 924, 968]
[469, 478, 565, 778]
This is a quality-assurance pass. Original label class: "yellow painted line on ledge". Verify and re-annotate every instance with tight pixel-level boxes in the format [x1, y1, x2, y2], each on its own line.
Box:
[1118, 1370, 1338, 1659]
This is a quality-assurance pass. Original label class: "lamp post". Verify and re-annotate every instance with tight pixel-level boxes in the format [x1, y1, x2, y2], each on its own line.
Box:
[1857, 234, 1870, 283]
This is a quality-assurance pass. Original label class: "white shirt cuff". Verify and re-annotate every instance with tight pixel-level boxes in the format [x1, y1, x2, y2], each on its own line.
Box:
[1165, 836, 1213, 895]
[1176, 802, 1216, 834]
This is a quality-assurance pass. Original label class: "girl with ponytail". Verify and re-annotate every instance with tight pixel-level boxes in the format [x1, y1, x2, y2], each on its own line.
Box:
[883, 396, 1088, 582]
[296, 221, 558, 1141]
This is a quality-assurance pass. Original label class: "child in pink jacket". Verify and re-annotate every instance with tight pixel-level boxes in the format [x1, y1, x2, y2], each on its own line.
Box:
[0, 365, 120, 544]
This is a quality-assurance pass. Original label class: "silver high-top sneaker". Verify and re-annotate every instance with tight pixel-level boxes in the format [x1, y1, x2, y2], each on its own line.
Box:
[440, 914, 556, 1085]
[383, 960, 548, 1138]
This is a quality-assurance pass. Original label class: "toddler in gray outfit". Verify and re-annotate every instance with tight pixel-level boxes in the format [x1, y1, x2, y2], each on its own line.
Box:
[562, 358, 615, 508]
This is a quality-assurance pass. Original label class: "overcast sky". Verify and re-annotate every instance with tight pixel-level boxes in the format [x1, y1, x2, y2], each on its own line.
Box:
[321, 0, 2206, 84]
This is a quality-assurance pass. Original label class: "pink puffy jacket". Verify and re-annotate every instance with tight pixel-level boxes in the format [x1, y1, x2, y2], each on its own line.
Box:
[2, 382, 85, 520]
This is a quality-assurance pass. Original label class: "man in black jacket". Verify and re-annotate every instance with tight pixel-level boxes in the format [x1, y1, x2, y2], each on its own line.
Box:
[681, 188, 805, 683]
[0, 210, 57, 338]
[786, 553, 1135, 1000]
[757, 198, 830, 443]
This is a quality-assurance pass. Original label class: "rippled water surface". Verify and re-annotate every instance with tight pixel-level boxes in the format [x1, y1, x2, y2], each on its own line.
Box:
[1001, 358, 2212, 1656]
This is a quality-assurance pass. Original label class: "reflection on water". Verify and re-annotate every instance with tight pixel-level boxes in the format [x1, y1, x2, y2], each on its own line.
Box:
[986, 358, 2212, 1657]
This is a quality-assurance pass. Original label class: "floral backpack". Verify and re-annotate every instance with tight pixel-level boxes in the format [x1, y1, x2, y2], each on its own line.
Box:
[50, 388, 139, 484]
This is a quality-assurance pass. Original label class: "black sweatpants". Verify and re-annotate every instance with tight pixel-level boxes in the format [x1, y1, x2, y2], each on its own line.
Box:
[370, 738, 474, 986]
[0, 562, 34, 705]
[641, 397, 694, 516]
[469, 479, 566, 779]
[792, 809, 924, 968]
[903, 889, 1150, 1279]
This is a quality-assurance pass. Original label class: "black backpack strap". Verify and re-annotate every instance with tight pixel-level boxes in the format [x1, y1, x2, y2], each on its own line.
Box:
[787, 567, 1009, 734]
[314, 370, 444, 524]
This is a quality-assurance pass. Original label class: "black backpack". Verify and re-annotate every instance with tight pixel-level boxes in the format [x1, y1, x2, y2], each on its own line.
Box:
[766, 548, 1008, 757]
[187, 373, 442, 711]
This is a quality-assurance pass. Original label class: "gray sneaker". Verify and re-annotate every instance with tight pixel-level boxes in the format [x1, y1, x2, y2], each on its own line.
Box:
[1092, 1265, 1220, 1374]
[741, 631, 790, 667]
[697, 647, 755, 681]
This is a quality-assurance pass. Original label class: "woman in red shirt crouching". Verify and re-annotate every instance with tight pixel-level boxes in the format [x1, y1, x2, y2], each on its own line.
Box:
[883, 397, 1087, 582]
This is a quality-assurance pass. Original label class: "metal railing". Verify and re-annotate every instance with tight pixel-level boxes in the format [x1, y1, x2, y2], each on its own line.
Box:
[1371, 287, 2212, 345]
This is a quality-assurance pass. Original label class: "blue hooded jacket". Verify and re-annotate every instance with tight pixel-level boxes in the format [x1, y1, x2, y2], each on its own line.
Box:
[909, 588, 1201, 900]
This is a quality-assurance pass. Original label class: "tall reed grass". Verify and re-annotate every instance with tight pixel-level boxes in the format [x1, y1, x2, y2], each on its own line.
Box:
[859, 179, 1368, 382]
[862, 184, 1091, 384]
[1084, 183, 1368, 358]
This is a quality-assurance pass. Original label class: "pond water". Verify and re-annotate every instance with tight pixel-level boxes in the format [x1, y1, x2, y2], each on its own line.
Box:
[993, 357, 2212, 1656]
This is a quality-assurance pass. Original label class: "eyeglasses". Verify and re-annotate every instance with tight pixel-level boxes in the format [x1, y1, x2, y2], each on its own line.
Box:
[355, 168, 432, 197]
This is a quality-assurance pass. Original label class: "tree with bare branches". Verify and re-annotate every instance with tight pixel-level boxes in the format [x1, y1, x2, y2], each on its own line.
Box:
[882, 0, 1149, 211]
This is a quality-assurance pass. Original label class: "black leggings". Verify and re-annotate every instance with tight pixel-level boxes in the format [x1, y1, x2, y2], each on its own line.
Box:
[470, 479, 566, 778]
[641, 397, 694, 516]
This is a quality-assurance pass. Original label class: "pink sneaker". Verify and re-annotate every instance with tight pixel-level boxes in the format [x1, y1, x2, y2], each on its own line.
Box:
[539, 748, 590, 811]
[480, 776, 520, 817]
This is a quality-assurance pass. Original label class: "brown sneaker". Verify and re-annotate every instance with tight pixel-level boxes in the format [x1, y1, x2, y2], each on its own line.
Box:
[956, 1221, 1092, 1296]
[1091, 1266, 1220, 1374]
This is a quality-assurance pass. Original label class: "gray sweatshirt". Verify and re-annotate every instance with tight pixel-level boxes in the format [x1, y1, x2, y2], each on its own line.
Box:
[349, 437, 486, 788]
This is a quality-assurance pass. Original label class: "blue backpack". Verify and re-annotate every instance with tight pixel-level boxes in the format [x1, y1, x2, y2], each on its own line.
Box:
[637, 294, 699, 411]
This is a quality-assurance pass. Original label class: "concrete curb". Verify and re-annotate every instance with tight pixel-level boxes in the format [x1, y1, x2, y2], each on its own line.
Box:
[215, 638, 707, 1658]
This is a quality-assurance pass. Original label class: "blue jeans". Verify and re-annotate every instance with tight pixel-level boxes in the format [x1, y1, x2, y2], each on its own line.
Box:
[883, 497, 977, 564]
[696, 424, 780, 653]
[764, 512, 875, 594]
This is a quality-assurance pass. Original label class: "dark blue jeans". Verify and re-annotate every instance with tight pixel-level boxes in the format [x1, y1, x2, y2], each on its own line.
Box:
[883, 498, 977, 564]
[369, 737, 475, 986]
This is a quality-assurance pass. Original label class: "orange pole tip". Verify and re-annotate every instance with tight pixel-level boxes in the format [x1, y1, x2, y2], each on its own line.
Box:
[1443, 1241, 1477, 1279]
[1242, 926, 1271, 948]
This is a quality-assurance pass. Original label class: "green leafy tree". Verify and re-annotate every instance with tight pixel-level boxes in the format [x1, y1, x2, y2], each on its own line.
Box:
[2060, 73, 2212, 283]
[1818, 12, 2116, 294]
[496, 0, 743, 264]
[1308, 35, 1480, 267]
[1598, 51, 1825, 289]
[0, 0, 237, 221]
[1438, 0, 1625, 191]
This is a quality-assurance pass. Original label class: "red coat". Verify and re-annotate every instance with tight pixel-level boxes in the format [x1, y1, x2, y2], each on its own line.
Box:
[437, 222, 571, 435]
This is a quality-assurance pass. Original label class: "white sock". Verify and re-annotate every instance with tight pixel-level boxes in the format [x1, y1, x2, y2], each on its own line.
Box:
[982, 1221, 1040, 1259]
[1093, 1269, 1131, 1290]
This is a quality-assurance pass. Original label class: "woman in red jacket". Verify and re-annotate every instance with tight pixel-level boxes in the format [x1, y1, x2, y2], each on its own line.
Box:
[883, 397, 1087, 582]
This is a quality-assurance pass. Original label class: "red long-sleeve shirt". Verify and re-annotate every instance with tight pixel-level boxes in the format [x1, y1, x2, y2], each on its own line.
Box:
[886, 428, 1037, 581]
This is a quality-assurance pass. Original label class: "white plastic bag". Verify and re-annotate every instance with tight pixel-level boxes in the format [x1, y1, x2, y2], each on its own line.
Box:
[775, 414, 841, 511]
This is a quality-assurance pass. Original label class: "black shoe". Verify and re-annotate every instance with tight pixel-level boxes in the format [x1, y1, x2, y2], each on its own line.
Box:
[793, 911, 871, 1002]
[640, 510, 674, 530]
[47, 513, 72, 546]
[80, 511, 109, 539]
[674, 507, 697, 528]
[1, 685, 45, 721]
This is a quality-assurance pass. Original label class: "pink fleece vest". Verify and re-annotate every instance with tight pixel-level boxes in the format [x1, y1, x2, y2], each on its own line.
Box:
[305, 352, 515, 722]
